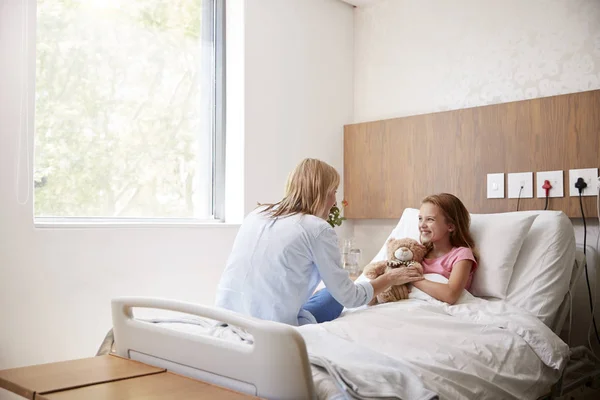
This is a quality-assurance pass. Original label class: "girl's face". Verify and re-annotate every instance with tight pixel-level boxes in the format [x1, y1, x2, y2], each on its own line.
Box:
[418, 202, 454, 244]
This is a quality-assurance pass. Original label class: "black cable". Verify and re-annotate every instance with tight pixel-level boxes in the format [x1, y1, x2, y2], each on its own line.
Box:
[544, 195, 549, 210]
[579, 191, 600, 345]
[516, 186, 523, 211]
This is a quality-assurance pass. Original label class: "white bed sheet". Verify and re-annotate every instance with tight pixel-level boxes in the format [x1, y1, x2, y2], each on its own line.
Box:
[300, 274, 570, 400]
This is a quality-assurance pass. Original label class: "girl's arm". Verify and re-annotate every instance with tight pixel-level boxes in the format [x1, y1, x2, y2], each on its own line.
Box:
[412, 260, 473, 305]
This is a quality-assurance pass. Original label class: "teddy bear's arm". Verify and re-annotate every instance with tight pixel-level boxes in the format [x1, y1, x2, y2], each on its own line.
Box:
[377, 287, 397, 304]
[377, 283, 410, 304]
[392, 284, 410, 300]
[363, 260, 388, 279]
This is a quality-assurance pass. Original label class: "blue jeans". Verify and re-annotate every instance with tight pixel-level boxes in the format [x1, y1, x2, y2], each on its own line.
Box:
[303, 288, 344, 323]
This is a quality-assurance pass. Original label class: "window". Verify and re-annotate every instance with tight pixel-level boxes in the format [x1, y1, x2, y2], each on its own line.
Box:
[34, 0, 224, 222]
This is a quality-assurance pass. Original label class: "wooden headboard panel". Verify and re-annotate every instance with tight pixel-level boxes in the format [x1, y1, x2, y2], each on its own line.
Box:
[344, 89, 600, 219]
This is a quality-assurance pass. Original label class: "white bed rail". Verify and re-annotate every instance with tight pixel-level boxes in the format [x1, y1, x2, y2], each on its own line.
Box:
[111, 297, 315, 400]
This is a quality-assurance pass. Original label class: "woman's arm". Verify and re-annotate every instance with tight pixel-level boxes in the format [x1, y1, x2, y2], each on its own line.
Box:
[412, 260, 473, 304]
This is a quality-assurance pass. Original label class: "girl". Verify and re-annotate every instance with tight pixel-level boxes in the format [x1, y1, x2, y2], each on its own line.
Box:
[215, 158, 423, 326]
[412, 193, 478, 305]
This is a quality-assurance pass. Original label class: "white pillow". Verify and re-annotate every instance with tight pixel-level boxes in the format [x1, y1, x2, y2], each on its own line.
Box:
[469, 213, 538, 299]
[505, 211, 576, 326]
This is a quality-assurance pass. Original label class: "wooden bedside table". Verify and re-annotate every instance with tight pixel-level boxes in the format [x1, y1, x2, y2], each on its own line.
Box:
[0, 355, 260, 400]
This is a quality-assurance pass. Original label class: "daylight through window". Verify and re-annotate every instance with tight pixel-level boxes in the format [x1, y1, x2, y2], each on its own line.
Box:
[34, 0, 224, 221]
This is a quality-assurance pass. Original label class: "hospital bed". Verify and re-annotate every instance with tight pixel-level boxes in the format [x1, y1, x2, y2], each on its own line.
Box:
[106, 209, 590, 399]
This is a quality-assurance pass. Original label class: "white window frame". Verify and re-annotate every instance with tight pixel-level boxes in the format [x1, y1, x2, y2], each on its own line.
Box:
[212, 0, 226, 222]
[33, 0, 226, 228]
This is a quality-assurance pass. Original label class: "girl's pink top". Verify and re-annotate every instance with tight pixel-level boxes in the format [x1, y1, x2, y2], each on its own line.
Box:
[421, 247, 478, 290]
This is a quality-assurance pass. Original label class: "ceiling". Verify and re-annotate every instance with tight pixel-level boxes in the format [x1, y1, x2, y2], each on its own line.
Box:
[338, 0, 383, 7]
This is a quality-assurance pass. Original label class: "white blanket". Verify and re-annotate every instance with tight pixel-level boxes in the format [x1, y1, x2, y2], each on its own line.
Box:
[299, 274, 570, 400]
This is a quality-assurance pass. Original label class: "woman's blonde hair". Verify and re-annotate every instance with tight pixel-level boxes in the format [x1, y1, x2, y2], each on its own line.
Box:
[260, 158, 340, 219]
[421, 193, 479, 261]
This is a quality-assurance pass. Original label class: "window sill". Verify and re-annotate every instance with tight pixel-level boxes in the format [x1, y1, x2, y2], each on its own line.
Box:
[34, 219, 241, 229]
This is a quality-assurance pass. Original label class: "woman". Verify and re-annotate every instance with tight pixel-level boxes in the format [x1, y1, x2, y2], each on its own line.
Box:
[215, 158, 423, 326]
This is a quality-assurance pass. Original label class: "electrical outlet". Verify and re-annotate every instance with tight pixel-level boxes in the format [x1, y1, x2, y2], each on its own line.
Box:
[487, 173, 504, 199]
[568, 168, 598, 197]
[536, 170, 563, 198]
[508, 172, 533, 199]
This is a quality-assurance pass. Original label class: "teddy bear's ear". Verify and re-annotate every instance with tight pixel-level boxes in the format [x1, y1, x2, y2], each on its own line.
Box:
[386, 238, 399, 260]
[387, 238, 401, 249]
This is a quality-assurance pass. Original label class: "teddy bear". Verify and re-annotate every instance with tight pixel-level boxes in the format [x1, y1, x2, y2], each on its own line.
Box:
[363, 238, 429, 304]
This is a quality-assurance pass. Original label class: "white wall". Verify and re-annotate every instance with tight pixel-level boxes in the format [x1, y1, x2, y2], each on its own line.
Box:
[0, 0, 354, 376]
[351, 0, 600, 349]
[354, 0, 600, 122]
[244, 0, 354, 213]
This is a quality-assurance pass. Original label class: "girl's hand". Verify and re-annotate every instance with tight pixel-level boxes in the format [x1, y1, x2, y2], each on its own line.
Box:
[388, 266, 423, 286]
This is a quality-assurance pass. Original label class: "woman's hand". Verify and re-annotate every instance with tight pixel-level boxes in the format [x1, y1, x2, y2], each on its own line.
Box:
[387, 266, 423, 286]
[369, 266, 423, 301]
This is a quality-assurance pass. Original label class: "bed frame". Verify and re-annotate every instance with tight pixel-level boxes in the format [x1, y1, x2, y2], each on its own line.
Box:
[111, 297, 314, 400]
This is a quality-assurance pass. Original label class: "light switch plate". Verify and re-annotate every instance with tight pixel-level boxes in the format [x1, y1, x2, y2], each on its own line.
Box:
[536, 170, 563, 198]
[508, 172, 533, 199]
[487, 173, 504, 199]
[569, 168, 599, 197]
